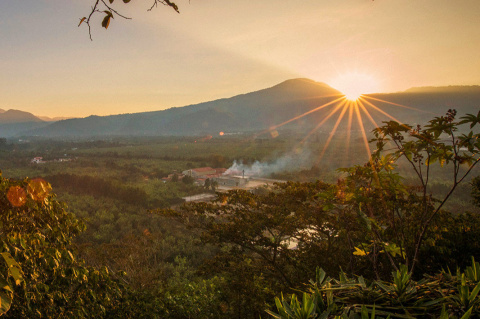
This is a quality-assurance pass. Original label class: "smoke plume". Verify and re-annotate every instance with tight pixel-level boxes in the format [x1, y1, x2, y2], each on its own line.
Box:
[225, 148, 313, 177]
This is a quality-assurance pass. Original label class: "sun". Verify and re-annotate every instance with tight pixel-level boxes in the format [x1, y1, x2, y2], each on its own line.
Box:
[329, 72, 380, 101]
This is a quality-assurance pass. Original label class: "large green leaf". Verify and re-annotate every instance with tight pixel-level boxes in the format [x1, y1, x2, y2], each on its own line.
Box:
[0, 252, 23, 286]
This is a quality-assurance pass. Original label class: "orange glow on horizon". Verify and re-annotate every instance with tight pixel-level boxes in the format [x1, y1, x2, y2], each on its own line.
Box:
[330, 72, 379, 103]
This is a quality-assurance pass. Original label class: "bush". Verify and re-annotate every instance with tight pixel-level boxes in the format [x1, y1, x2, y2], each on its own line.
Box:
[268, 259, 480, 318]
[0, 173, 125, 318]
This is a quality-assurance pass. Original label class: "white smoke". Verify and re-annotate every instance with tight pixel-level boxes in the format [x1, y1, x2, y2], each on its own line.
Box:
[225, 149, 313, 177]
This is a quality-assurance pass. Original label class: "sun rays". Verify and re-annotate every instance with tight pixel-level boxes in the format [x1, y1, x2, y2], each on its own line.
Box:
[261, 93, 425, 165]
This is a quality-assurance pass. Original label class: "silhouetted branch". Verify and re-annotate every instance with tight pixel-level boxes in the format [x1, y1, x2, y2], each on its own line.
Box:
[80, 0, 180, 40]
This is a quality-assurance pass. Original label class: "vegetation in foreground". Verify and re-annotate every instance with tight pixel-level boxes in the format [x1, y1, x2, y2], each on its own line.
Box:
[0, 110, 479, 318]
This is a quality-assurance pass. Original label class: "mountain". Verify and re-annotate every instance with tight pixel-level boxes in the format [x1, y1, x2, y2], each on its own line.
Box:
[364, 86, 480, 125]
[26, 78, 343, 137]
[37, 116, 75, 122]
[6, 79, 480, 138]
[0, 109, 44, 124]
[0, 110, 51, 137]
[404, 85, 480, 94]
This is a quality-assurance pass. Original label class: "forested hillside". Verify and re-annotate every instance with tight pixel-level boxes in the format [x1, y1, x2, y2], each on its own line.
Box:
[0, 110, 479, 318]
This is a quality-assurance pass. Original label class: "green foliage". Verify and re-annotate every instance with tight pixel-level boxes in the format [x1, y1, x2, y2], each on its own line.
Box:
[171, 173, 179, 182]
[157, 181, 357, 316]
[340, 109, 480, 275]
[46, 173, 149, 206]
[471, 176, 480, 208]
[204, 178, 211, 189]
[0, 112, 478, 318]
[267, 262, 480, 319]
[181, 175, 195, 185]
[0, 173, 125, 318]
[158, 257, 226, 319]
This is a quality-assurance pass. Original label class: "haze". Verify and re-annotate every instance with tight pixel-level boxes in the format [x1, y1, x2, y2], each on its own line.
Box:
[1, 0, 479, 118]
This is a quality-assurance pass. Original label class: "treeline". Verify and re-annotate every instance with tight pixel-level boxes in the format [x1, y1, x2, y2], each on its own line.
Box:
[45, 173, 149, 206]
[85, 152, 234, 168]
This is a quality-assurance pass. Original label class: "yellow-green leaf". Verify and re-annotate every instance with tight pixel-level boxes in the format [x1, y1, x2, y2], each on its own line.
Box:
[353, 247, 368, 256]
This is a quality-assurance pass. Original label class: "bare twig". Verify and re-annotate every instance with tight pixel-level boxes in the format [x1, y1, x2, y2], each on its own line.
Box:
[100, 0, 132, 20]
[81, 0, 179, 40]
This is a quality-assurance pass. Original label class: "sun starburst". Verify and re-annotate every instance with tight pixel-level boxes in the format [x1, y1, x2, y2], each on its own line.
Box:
[257, 83, 424, 166]
[330, 72, 379, 102]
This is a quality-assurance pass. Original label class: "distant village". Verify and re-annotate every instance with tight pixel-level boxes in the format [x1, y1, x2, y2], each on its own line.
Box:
[162, 166, 285, 202]
[30, 155, 284, 203]
[31, 156, 74, 164]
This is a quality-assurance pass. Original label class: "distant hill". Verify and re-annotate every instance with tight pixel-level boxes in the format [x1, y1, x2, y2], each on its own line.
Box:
[365, 86, 480, 126]
[38, 116, 75, 122]
[0, 109, 49, 137]
[4, 79, 480, 138]
[25, 78, 344, 137]
[0, 109, 44, 124]
[404, 85, 480, 94]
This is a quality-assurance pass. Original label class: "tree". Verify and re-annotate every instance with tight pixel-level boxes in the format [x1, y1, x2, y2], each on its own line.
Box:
[158, 110, 480, 287]
[472, 175, 480, 208]
[0, 175, 125, 317]
[204, 178, 211, 190]
[332, 109, 480, 276]
[182, 175, 195, 185]
[80, 0, 180, 39]
[149, 110, 480, 316]
[157, 181, 356, 316]
[210, 180, 218, 192]
[171, 173, 179, 182]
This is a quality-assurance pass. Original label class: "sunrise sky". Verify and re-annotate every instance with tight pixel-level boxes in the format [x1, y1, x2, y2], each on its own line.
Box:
[1, 0, 479, 118]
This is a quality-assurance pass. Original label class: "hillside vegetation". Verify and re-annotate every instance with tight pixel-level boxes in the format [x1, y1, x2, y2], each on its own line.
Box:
[0, 109, 479, 318]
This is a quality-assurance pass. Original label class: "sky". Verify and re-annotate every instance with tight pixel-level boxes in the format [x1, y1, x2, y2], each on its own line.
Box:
[1, 0, 479, 118]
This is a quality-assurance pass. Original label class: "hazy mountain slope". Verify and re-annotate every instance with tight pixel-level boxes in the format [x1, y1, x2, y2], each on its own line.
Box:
[0, 109, 44, 124]
[364, 88, 480, 126]
[27, 78, 342, 137]
[0, 122, 50, 137]
[19, 80, 480, 138]
[38, 116, 75, 122]
[0, 109, 48, 137]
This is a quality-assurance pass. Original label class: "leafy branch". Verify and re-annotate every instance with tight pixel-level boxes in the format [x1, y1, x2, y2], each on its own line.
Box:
[369, 109, 480, 275]
[79, 0, 180, 40]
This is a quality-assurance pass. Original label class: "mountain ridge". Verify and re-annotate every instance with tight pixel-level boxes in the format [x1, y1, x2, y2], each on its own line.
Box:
[0, 109, 44, 124]
[2, 79, 479, 138]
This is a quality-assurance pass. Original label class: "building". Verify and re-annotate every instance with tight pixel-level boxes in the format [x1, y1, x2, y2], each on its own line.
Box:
[182, 167, 217, 178]
[31, 157, 45, 164]
[214, 175, 249, 187]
